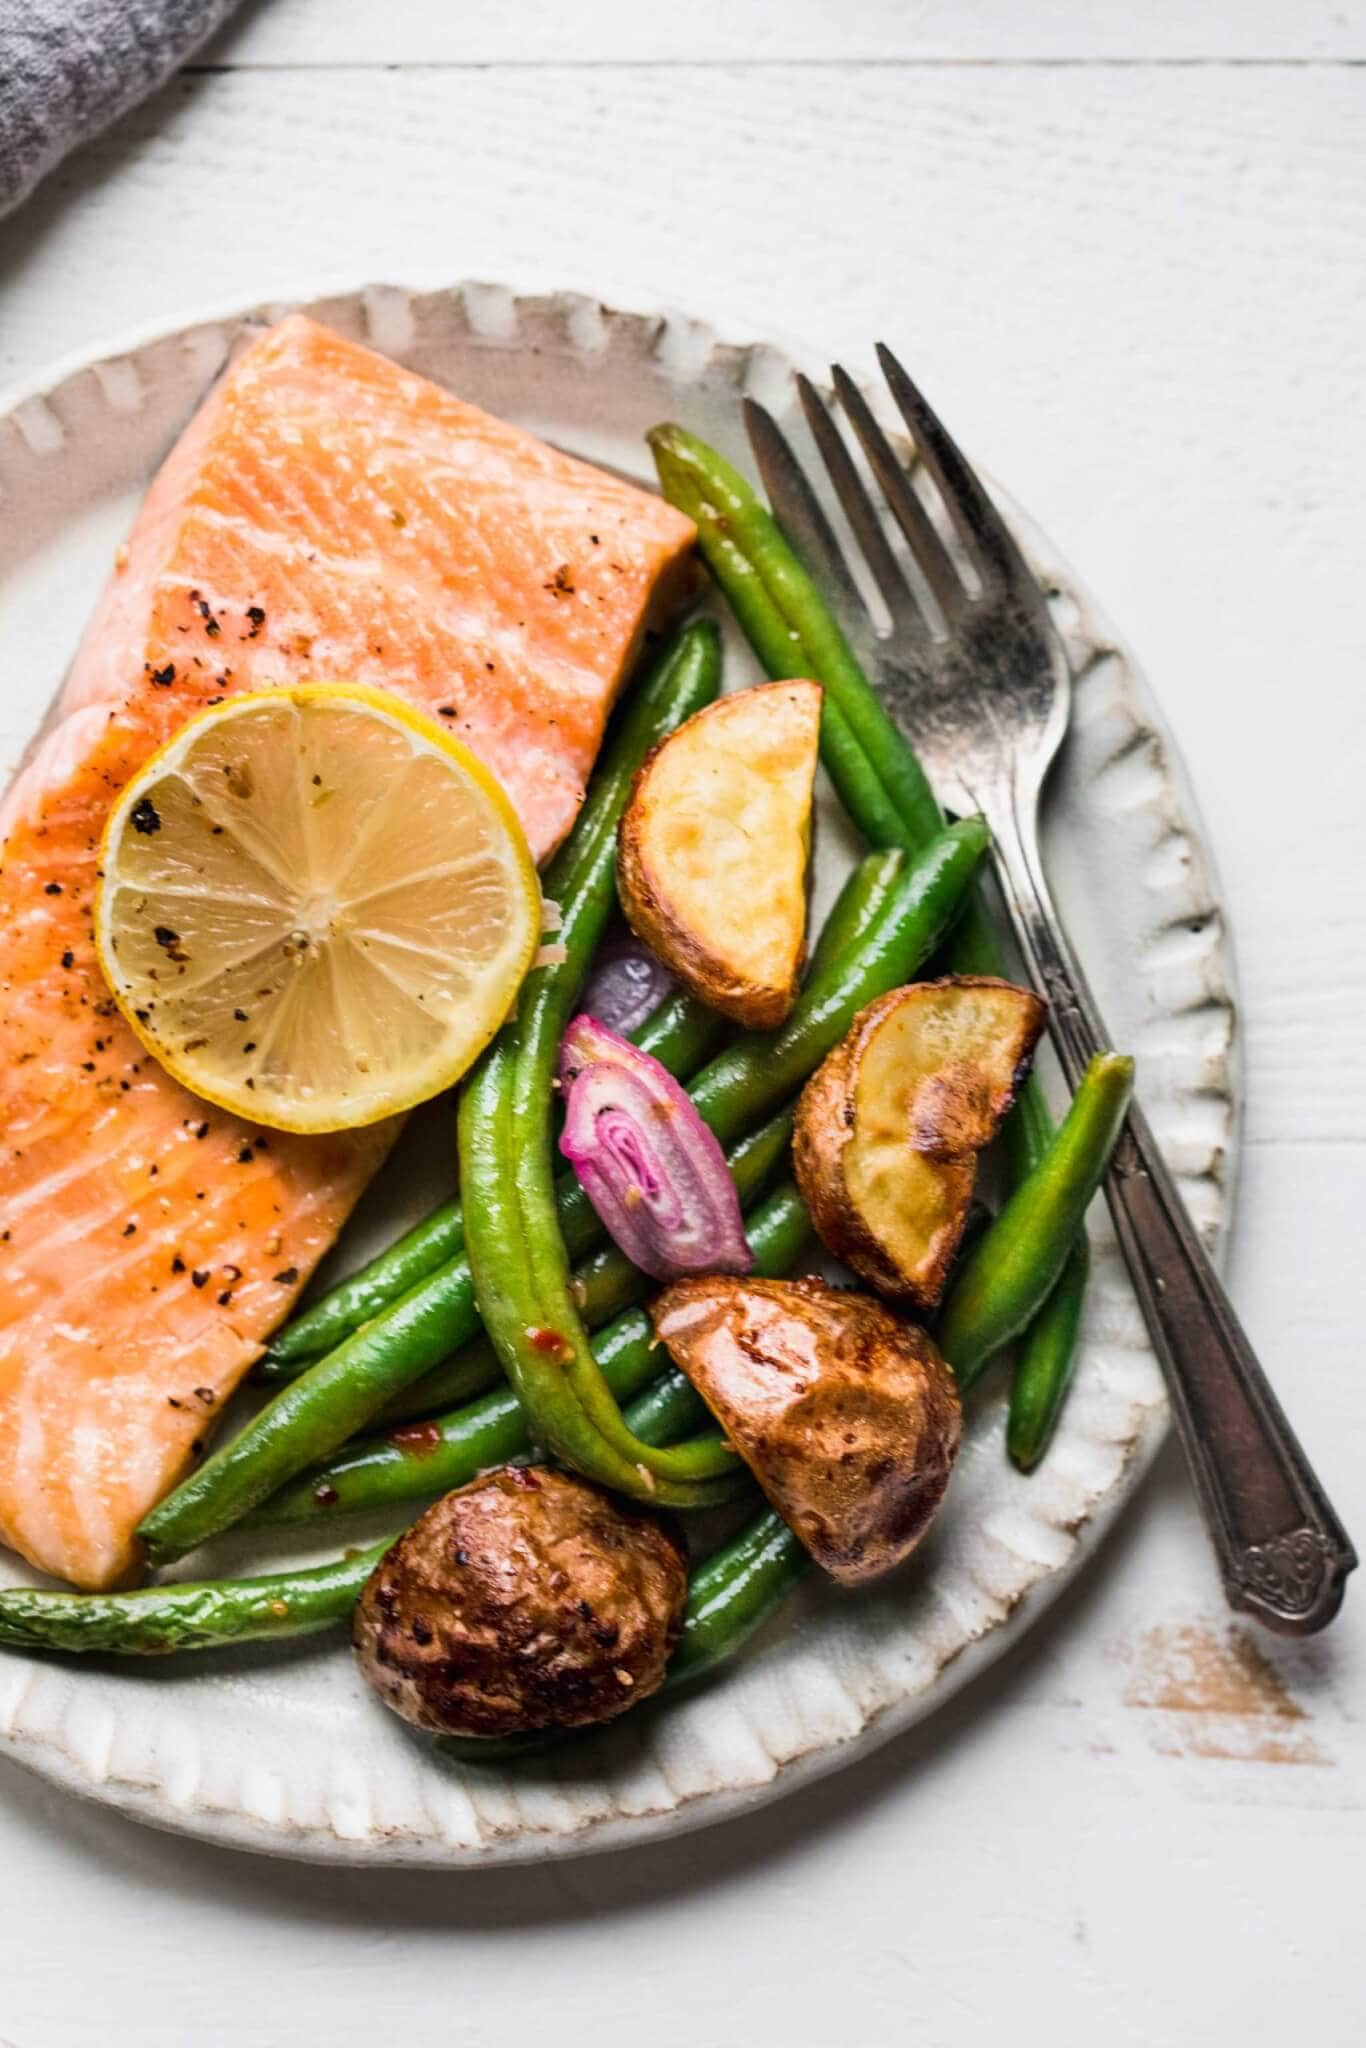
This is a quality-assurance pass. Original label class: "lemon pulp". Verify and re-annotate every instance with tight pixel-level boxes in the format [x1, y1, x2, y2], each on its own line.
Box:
[95, 685, 541, 1132]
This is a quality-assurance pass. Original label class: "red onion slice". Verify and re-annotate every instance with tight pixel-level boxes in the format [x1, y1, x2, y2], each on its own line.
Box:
[578, 936, 677, 1039]
[558, 1015, 752, 1282]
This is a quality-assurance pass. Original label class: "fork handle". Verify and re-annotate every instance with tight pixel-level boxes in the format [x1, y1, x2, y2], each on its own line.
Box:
[984, 800, 1356, 1635]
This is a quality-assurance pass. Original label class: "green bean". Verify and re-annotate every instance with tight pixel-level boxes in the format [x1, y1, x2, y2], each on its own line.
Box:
[650, 425, 942, 846]
[938, 1054, 1134, 1389]
[668, 1509, 809, 1684]
[382, 1106, 793, 1424]
[254, 1182, 812, 1529]
[138, 623, 723, 1568]
[1006, 1234, 1091, 1469]
[460, 818, 988, 1507]
[379, 1337, 503, 1425]
[630, 987, 728, 1075]
[139, 1250, 484, 1567]
[806, 848, 905, 983]
[261, 991, 727, 1378]
[0, 1542, 390, 1657]
[264, 892, 823, 1395]
[262, 1198, 464, 1371]
[149, 828, 912, 1567]
[462, 1046, 738, 1506]
[0, 1501, 808, 1690]
[308, 1232, 637, 1435]
[621, 1367, 709, 1448]
[653, 422, 1095, 1467]
[948, 899, 1095, 1454]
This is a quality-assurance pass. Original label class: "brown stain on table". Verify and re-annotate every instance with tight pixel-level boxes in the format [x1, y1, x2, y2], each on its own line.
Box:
[1119, 1622, 1330, 1766]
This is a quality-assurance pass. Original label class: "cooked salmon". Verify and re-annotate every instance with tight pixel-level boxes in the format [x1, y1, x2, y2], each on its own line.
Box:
[0, 314, 695, 1590]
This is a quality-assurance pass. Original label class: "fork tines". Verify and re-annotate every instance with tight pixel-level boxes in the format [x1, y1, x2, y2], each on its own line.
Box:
[746, 345, 1038, 641]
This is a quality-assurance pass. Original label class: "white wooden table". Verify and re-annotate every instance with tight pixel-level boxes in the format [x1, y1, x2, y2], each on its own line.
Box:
[1, 5, 1362, 2042]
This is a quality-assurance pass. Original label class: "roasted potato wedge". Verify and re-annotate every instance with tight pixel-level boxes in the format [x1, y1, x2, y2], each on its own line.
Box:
[793, 976, 1046, 1310]
[617, 678, 822, 1029]
[652, 1274, 961, 1585]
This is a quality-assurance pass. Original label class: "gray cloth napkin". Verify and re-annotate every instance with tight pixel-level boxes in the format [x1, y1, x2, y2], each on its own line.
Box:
[0, 0, 244, 218]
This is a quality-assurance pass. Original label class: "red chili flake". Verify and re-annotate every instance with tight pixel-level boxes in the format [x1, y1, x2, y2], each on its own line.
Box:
[390, 1421, 442, 1460]
[526, 1326, 570, 1359]
[507, 1465, 541, 1489]
[313, 1483, 339, 1508]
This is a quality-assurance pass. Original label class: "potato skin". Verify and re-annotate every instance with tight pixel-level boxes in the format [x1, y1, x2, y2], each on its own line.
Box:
[653, 1275, 961, 1585]
[353, 1466, 688, 1738]
[616, 680, 820, 1030]
[793, 977, 1045, 1310]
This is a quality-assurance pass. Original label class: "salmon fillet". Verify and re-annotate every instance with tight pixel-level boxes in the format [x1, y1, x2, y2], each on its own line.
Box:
[0, 314, 694, 1589]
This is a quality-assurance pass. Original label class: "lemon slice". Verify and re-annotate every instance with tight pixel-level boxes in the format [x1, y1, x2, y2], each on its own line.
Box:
[96, 685, 541, 1132]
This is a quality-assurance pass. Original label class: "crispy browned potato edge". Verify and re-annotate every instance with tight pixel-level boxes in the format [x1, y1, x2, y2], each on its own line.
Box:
[653, 1273, 962, 1585]
[793, 976, 1046, 1310]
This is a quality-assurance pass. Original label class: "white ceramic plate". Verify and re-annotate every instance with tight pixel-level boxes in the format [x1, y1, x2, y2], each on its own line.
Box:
[0, 283, 1238, 1866]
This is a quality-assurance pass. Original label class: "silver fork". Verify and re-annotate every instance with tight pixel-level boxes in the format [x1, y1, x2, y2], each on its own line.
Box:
[746, 347, 1355, 1636]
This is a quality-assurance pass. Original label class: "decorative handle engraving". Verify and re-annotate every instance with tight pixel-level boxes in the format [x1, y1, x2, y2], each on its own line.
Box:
[1228, 1529, 1342, 1626]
